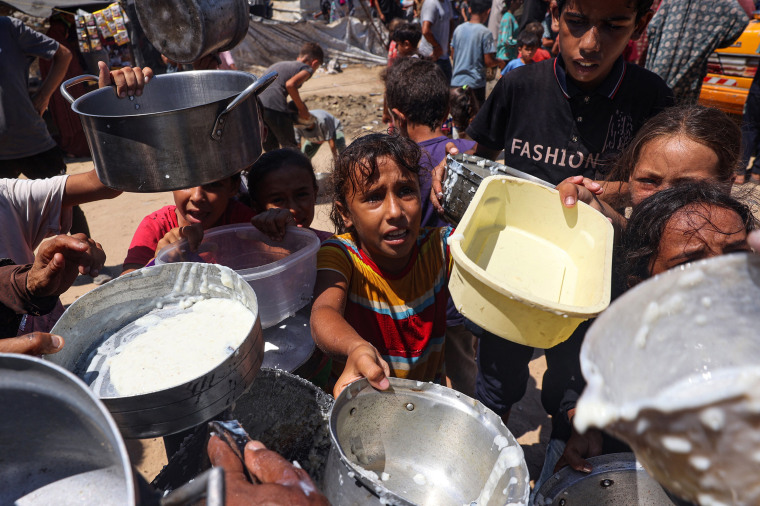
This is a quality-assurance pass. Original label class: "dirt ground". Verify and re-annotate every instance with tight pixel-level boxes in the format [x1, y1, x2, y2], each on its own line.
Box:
[57, 64, 551, 485]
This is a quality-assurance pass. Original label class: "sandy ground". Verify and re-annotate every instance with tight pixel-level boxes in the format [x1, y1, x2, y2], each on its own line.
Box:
[56, 64, 551, 485]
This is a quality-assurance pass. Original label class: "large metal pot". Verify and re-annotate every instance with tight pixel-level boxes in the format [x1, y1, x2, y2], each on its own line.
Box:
[47, 263, 264, 439]
[135, 0, 249, 64]
[60, 70, 276, 192]
[324, 378, 530, 506]
[0, 355, 137, 505]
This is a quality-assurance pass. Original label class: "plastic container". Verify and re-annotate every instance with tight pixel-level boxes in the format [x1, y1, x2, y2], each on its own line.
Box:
[575, 253, 760, 506]
[155, 224, 320, 328]
[448, 175, 613, 349]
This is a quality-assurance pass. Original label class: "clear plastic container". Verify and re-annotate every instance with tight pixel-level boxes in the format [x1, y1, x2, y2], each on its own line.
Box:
[155, 224, 320, 328]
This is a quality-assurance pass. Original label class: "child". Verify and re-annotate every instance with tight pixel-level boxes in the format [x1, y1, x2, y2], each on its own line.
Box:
[310, 133, 454, 396]
[121, 174, 253, 274]
[450, 85, 480, 140]
[245, 148, 333, 242]
[500, 30, 540, 75]
[390, 21, 422, 59]
[524, 20, 552, 62]
[292, 109, 346, 164]
[450, 0, 505, 105]
[622, 182, 754, 287]
[466, 0, 673, 187]
[496, 0, 522, 62]
[258, 43, 324, 151]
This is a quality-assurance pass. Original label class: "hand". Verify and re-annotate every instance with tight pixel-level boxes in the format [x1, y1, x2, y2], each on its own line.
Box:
[207, 435, 328, 506]
[334, 342, 391, 397]
[556, 175, 604, 211]
[431, 44, 443, 61]
[0, 332, 64, 355]
[298, 107, 311, 122]
[554, 426, 603, 474]
[26, 234, 105, 297]
[252, 208, 297, 242]
[430, 142, 460, 214]
[98, 61, 154, 98]
[31, 93, 51, 116]
[155, 224, 205, 256]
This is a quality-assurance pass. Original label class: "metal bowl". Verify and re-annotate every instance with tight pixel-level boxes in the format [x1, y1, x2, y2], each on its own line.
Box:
[323, 378, 530, 505]
[47, 263, 264, 438]
[60, 70, 275, 192]
[0, 355, 137, 505]
[534, 453, 688, 505]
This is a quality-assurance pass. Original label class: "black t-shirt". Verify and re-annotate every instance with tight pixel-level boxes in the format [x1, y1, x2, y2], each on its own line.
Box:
[467, 57, 674, 186]
[376, 0, 403, 24]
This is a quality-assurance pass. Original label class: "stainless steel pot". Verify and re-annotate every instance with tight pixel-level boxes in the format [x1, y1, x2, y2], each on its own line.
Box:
[0, 355, 137, 505]
[135, 0, 249, 63]
[47, 263, 264, 439]
[60, 70, 276, 192]
[323, 378, 530, 506]
[534, 453, 691, 505]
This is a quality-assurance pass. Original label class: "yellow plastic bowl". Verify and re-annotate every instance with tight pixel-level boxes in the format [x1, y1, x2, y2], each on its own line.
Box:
[449, 176, 613, 349]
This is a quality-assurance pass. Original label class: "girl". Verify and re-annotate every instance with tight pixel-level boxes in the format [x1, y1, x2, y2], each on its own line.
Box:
[121, 174, 252, 274]
[621, 182, 755, 287]
[559, 105, 740, 227]
[310, 133, 454, 396]
[449, 86, 479, 140]
[245, 148, 333, 242]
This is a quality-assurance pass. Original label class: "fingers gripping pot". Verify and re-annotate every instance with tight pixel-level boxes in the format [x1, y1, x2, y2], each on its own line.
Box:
[47, 263, 264, 439]
[60, 70, 276, 192]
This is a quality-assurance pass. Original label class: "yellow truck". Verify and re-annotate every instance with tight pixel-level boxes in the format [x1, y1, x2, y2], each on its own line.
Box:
[698, 16, 760, 116]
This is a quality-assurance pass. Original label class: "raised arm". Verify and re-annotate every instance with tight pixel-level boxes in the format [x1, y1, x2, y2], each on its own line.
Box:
[62, 170, 121, 207]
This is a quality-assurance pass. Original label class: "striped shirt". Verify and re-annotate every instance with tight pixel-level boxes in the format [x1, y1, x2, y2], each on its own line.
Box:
[317, 227, 454, 382]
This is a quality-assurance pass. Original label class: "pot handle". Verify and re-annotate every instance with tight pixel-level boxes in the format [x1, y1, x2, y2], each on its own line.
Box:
[59, 75, 100, 104]
[211, 71, 278, 141]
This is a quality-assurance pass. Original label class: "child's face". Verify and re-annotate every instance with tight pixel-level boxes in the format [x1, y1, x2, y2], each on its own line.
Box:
[338, 156, 422, 273]
[173, 177, 239, 229]
[551, 0, 651, 91]
[519, 44, 538, 63]
[255, 165, 317, 228]
[629, 135, 725, 207]
[649, 205, 750, 276]
[398, 40, 417, 57]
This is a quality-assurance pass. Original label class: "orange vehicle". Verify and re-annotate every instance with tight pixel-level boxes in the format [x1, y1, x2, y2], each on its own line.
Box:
[698, 16, 760, 117]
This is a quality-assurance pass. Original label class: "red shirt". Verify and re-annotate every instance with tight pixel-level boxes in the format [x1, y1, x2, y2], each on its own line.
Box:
[533, 47, 551, 62]
[123, 202, 254, 267]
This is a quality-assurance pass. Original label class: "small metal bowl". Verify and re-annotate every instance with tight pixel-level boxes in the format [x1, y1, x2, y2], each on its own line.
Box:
[47, 263, 264, 438]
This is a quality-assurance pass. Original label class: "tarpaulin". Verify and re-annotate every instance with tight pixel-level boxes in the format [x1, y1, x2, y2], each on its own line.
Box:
[231, 16, 387, 68]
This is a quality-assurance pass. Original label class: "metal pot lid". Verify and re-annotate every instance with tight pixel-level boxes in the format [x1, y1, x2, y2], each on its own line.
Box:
[534, 453, 693, 505]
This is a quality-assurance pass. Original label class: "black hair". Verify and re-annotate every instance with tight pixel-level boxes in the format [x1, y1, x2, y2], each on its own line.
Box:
[384, 57, 449, 130]
[390, 22, 422, 47]
[516, 30, 540, 48]
[469, 0, 491, 14]
[620, 182, 755, 288]
[330, 133, 422, 235]
[450, 86, 479, 131]
[556, 0, 654, 20]
[245, 148, 317, 211]
[299, 42, 325, 64]
[524, 21, 544, 39]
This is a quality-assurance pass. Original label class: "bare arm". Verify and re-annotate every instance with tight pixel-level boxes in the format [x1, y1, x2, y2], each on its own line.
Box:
[422, 21, 443, 60]
[484, 52, 505, 69]
[327, 138, 338, 162]
[285, 69, 314, 120]
[311, 270, 390, 396]
[62, 170, 121, 207]
[32, 44, 72, 116]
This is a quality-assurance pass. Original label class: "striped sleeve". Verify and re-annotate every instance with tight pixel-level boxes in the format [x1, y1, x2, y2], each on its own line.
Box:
[316, 237, 353, 281]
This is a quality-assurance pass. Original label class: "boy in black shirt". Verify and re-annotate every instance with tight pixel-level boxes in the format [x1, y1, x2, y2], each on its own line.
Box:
[468, 0, 673, 185]
[455, 0, 675, 484]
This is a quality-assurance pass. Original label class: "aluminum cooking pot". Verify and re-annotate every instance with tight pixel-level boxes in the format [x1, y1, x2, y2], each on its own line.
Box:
[60, 70, 276, 192]
[324, 378, 530, 505]
[135, 0, 249, 64]
[47, 262, 264, 439]
[0, 354, 137, 505]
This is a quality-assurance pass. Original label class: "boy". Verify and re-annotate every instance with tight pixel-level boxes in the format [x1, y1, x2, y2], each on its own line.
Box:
[501, 30, 540, 75]
[384, 57, 479, 396]
[258, 43, 324, 151]
[419, 0, 454, 82]
[450, 0, 505, 106]
[293, 109, 346, 163]
[391, 21, 423, 59]
[459, 0, 674, 479]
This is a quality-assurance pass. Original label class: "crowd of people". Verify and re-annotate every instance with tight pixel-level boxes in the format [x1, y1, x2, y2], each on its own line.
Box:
[3, 0, 760, 503]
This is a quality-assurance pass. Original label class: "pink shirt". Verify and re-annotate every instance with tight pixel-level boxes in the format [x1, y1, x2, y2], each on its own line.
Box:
[123, 202, 254, 267]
